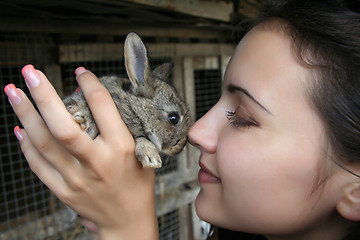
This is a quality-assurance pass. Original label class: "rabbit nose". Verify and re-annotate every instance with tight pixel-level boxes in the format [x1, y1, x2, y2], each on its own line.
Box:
[162, 136, 187, 156]
[175, 137, 188, 146]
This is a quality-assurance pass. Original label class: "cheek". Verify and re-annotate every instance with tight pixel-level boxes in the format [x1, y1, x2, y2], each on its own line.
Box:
[215, 131, 327, 233]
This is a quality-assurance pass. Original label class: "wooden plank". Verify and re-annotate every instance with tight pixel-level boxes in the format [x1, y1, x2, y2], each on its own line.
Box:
[0, 41, 55, 66]
[173, 44, 234, 57]
[237, 0, 263, 19]
[44, 65, 64, 97]
[59, 43, 123, 63]
[155, 187, 200, 217]
[172, 56, 185, 99]
[59, 43, 235, 63]
[186, 144, 201, 172]
[0, 16, 231, 39]
[183, 57, 196, 123]
[193, 56, 219, 70]
[126, 0, 233, 22]
[155, 167, 198, 195]
[179, 204, 189, 240]
[220, 54, 232, 82]
[190, 202, 203, 240]
[125, 0, 263, 20]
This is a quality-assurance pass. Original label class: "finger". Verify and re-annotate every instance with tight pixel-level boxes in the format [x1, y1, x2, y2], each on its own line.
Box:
[16, 127, 69, 196]
[5, 84, 75, 173]
[21, 65, 97, 162]
[75, 67, 134, 145]
[80, 218, 99, 233]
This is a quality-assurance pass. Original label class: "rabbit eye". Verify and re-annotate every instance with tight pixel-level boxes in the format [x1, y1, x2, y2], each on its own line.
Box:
[168, 112, 180, 125]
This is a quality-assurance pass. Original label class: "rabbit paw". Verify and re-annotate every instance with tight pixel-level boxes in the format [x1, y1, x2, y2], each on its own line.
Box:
[64, 99, 99, 139]
[135, 137, 162, 168]
[67, 105, 88, 130]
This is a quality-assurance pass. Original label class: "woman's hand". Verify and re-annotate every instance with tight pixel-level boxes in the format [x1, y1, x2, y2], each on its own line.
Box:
[4, 65, 158, 239]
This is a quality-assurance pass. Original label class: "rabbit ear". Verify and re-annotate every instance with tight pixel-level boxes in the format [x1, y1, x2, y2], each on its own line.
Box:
[152, 62, 173, 81]
[124, 32, 150, 88]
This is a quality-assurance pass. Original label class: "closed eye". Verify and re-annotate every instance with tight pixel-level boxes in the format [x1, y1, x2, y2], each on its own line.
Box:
[226, 110, 259, 128]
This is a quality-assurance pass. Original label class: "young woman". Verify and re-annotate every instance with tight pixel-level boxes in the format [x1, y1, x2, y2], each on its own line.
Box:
[4, 0, 360, 239]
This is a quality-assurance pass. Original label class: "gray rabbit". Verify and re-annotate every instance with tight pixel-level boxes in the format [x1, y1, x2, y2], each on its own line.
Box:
[63, 32, 190, 168]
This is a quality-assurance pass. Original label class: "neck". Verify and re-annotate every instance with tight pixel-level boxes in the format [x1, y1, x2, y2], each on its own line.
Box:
[266, 213, 355, 240]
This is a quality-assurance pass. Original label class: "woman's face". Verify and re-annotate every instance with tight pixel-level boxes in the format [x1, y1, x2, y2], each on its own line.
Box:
[189, 24, 346, 236]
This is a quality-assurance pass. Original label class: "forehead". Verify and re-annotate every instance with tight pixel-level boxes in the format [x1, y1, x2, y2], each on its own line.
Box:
[229, 23, 301, 80]
[224, 23, 312, 115]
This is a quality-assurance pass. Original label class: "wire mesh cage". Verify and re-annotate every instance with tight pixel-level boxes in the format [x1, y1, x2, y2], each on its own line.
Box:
[194, 69, 222, 120]
[0, 32, 233, 239]
[158, 210, 180, 240]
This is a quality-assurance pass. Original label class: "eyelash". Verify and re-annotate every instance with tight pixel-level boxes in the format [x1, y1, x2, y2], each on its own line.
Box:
[226, 110, 259, 128]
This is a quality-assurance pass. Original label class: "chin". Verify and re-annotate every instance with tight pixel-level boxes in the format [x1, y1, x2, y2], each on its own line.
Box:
[195, 190, 212, 222]
[195, 191, 249, 232]
[195, 190, 222, 226]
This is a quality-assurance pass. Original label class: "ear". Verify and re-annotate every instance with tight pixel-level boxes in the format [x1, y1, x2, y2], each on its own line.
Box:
[124, 32, 150, 89]
[152, 62, 174, 81]
[336, 182, 360, 221]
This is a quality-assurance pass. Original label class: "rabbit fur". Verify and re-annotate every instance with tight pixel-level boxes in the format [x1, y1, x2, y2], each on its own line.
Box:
[63, 32, 190, 169]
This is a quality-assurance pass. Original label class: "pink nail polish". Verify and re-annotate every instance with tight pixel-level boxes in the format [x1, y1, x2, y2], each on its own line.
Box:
[4, 84, 22, 105]
[74, 87, 81, 93]
[14, 126, 24, 142]
[75, 67, 87, 76]
[22, 64, 40, 88]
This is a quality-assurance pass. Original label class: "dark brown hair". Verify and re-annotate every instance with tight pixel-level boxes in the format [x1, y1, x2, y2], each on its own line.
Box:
[217, 0, 360, 239]
[257, 0, 360, 176]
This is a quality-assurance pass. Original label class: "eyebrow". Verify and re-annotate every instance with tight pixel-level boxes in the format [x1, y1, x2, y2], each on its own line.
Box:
[227, 84, 272, 115]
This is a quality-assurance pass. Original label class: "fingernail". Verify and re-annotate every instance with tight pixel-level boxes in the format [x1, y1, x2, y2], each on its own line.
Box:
[22, 64, 40, 88]
[4, 84, 22, 105]
[14, 126, 24, 142]
[74, 87, 81, 93]
[75, 67, 87, 76]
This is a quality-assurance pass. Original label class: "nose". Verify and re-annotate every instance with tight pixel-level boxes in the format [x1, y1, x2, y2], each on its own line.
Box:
[188, 103, 222, 154]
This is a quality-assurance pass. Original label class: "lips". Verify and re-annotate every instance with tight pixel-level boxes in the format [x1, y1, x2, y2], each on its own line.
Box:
[198, 162, 221, 183]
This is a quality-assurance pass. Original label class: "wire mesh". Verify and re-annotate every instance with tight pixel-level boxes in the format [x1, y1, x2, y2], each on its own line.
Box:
[61, 60, 126, 95]
[0, 34, 85, 239]
[158, 210, 180, 240]
[1, 33, 222, 239]
[194, 69, 222, 120]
